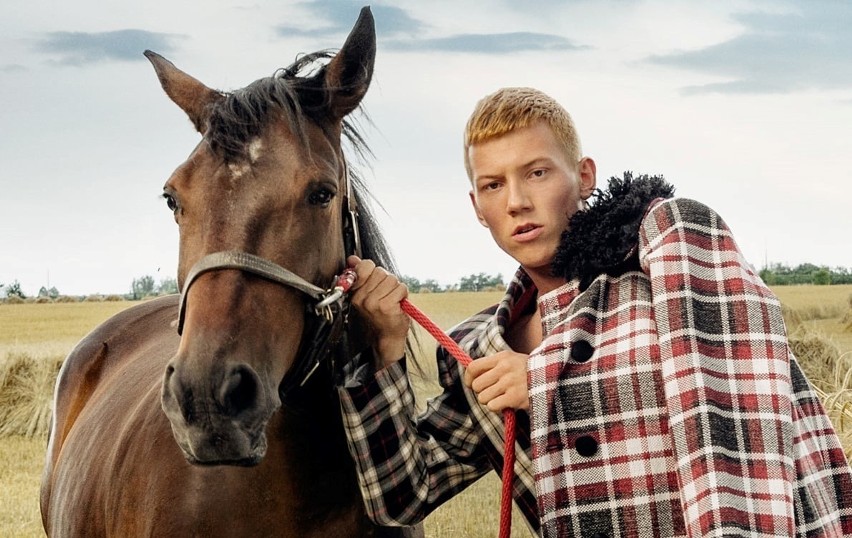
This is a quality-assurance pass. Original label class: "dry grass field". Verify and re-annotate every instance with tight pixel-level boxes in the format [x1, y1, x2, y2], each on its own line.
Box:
[2, 285, 851, 537]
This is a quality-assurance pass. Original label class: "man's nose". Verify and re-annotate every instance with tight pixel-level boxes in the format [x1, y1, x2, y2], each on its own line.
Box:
[506, 180, 531, 213]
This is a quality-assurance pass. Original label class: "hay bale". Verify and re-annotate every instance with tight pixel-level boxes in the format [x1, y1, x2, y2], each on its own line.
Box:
[843, 294, 852, 332]
[0, 353, 64, 438]
[789, 326, 852, 461]
[790, 326, 848, 392]
[781, 304, 803, 332]
[843, 309, 852, 333]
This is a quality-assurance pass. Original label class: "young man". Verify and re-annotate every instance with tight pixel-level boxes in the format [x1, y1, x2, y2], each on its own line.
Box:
[338, 87, 852, 537]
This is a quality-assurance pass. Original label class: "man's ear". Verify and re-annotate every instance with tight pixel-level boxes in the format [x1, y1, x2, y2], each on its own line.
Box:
[578, 157, 597, 199]
[469, 191, 489, 228]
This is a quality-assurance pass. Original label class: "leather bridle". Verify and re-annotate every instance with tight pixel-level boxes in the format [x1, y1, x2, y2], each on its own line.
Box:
[176, 165, 362, 398]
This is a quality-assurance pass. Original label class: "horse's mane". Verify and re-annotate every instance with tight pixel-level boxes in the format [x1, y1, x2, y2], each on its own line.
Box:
[204, 51, 397, 278]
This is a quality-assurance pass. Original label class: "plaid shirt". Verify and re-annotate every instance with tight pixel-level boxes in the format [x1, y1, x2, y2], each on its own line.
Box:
[529, 197, 852, 537]
[339, 270, 542, 534]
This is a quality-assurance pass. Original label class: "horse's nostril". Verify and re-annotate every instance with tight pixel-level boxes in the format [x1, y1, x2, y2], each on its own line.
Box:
[218, 365, 259, 417]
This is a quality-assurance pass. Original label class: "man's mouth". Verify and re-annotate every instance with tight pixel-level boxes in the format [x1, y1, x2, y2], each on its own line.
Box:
[513, 224, 542, 242]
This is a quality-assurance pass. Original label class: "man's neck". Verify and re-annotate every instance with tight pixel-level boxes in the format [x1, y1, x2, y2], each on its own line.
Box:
[504, 271, 546, 354]
[524, 266, 566, 297]
[505, 306, 542, 354]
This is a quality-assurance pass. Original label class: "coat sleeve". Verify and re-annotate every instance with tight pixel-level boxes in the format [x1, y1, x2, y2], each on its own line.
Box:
[638, 197, 797, 537]
[337, 348, 491, 526]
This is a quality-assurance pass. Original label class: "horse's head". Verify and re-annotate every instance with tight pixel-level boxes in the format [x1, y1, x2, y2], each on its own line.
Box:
[148, 8, 376, 465]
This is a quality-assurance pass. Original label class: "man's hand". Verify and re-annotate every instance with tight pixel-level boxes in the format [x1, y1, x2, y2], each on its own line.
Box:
[463, 350, 530, 411]
[347, 255, 410, 370]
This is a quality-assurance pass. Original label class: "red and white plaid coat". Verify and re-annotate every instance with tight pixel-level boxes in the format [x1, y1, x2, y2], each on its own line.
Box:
[339, 176, 852, 537]
[529, 195, 852, 536]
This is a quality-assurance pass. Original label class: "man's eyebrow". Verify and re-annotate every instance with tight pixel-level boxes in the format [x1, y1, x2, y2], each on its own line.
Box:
[522, 157, 555, 169]
[474, 172, 502, 183]
[474, 157, 557, 183]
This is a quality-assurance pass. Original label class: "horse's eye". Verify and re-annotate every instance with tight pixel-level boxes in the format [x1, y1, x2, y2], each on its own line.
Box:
[308, 188, 334, 207]
[163, 193, 179, 212]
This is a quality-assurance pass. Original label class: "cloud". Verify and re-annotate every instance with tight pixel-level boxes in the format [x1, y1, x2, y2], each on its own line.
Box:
[277, 2, 423, 39]
[34, 29, 183, 66]
[276, 1, 585, 54]
[385, 32, 587, 54]
[646, 2, 852, 94]
[1, 64, 27, 73]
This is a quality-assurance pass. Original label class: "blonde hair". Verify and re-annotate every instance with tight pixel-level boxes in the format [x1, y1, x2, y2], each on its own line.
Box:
[463, 87, 581, 180]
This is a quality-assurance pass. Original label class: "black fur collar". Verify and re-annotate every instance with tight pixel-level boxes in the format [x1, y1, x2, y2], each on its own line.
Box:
[551, 172, 675, 287]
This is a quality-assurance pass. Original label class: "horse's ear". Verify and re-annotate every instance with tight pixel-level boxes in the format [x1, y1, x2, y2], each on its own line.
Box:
[144, 50, 221, 134]
[322, 6, 376, 120]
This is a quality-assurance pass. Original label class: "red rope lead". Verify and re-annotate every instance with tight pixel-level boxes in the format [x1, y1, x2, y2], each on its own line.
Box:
[400, 299, 515, 538]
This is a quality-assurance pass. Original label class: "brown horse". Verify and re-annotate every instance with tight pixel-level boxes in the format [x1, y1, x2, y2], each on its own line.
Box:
[40, 8, 422, 537]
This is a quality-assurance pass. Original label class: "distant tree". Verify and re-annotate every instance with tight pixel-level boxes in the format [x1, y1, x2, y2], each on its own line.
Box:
[759, 263, 852, 285]
[797, 263, 821, 275]
[420, 279, 443, 293]
[832, 266, 852, 285]
[458, 272, 504, 292]
[459, 273, 484, 292]
[157, 277, 179, 295]
[400, 275, 421, 293]
[6, 280, 26, 299]
[813, 268, 831, 285]
[37, 286, 59, 299]
[131, 275, 156, 300]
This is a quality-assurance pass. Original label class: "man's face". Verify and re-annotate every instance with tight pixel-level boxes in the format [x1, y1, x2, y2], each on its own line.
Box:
[468, 121, 595, 286]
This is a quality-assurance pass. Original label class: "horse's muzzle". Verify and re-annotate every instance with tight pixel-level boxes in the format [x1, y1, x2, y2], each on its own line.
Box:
[161, 357, 278, 465]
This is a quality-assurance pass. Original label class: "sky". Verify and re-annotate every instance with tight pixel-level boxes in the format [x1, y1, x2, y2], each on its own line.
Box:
[1, 0, 851, 296]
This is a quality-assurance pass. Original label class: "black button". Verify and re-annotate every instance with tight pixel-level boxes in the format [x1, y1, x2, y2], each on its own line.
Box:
[575, 435, 598, 457]
[570, 340, 594, 362]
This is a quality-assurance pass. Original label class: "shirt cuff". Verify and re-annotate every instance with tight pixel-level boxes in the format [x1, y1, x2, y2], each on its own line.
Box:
[341, 347, 406, 389]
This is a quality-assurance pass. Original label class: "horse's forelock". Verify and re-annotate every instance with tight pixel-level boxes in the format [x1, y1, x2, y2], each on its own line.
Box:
[205, 51, 373, 164]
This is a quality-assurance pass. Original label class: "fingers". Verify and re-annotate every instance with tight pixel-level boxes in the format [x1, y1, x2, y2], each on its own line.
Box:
[349, 266, 408, 315]
[464, 351, 530, 412]
[463, 355, 492, 388]
[346, 255, 374, 292]
[345, 256, 410, 368]
[468, 358, 500, 393]
[347, 256, 407, 299]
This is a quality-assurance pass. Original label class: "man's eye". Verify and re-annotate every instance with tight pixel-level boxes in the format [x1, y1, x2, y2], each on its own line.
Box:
[308, 188, 334, 207]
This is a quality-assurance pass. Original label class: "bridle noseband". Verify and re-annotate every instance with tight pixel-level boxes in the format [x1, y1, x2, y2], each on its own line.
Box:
[176, 166, 362, 398]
